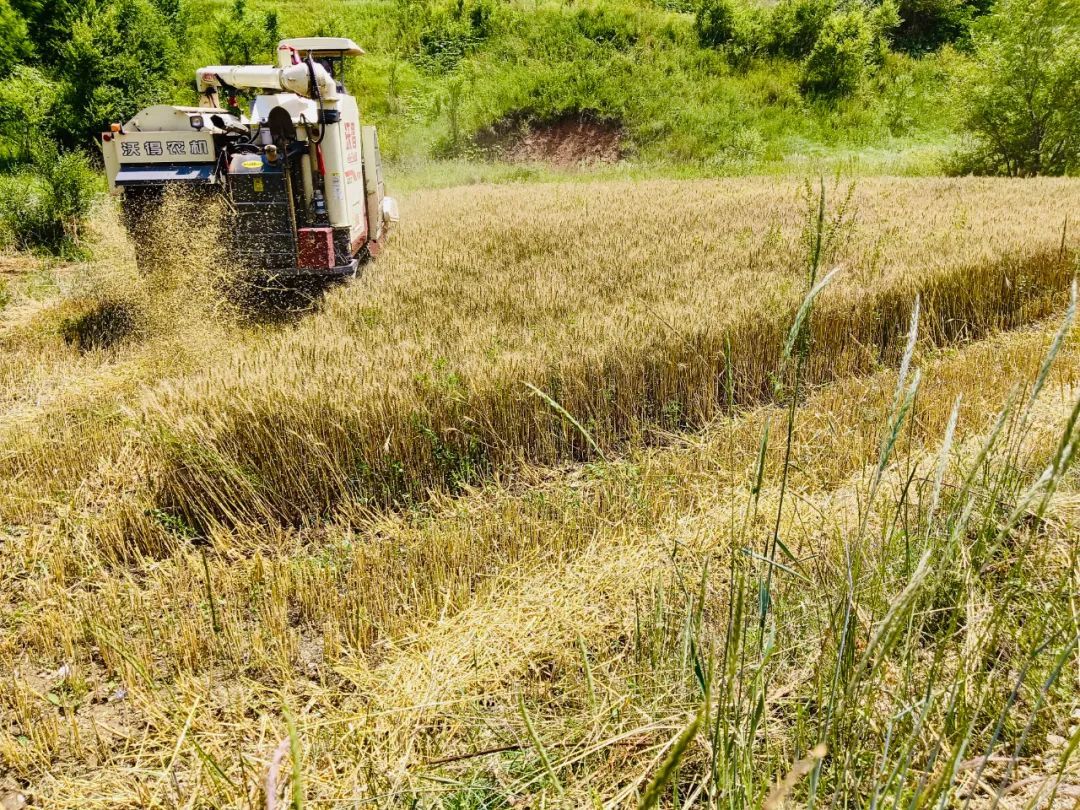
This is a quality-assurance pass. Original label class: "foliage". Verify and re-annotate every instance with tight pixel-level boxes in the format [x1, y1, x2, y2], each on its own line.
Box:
[951, 0, 1080, 176]
[0, 66, 57, 165]
[575, 5, 639, 49]
[893, 0, 990, 53]
[767, 0, 832, 58]
[0, 0, 1029, 235]
[0, 147, 97, 253]
[9, 0, 87, 67]
[55, 0, 177, 148]
[0, 0, 34, 68]
[695, 0, 738, 47]
[799, 8, 875, 97]
[0, 0, 972, 180]
[410, 0, 496, 72]
[213, 0, 280, 66]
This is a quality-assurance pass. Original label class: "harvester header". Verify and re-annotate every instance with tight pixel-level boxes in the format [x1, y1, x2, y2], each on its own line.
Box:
[102, 36, 398, 287]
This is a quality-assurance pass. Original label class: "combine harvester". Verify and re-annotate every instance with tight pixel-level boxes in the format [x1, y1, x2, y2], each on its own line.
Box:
[102, 37, 398, 293]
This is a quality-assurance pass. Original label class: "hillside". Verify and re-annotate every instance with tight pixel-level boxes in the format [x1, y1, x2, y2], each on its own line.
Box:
[0, 0, 1029, 174]
[167, 0, 960, 169]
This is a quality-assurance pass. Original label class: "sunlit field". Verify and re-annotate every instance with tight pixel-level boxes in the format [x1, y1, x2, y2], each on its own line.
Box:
[1, 176, 1078, 808]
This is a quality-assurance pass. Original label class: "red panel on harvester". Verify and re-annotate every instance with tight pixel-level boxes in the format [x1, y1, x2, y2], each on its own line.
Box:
[298, 228, 335, 269]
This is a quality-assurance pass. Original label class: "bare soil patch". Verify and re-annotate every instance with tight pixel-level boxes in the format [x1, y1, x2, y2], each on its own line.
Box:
[479, 114, 624, 165]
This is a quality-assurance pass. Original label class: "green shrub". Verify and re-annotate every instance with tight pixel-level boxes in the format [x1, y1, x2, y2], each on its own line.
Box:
[419, 18, 476, 72]
[695, 0, 739, 47]
[799, 8, 874, 97]
[695, 0, 768, 64]
[213, 0, 279, 65]
[575, 6, 640, 50]
[728, 3, 771, 65]
[44, 149, 99, 232]
[871, 0, 901, 58]
[0, 148, 97, 254]
[893, 0, 989, 53]
[653, 0, 698, 13]
[950, 0, 1079, 176]
[415, 0, 495, 72]
[711, 125, 767, 166]
[0, 0, 33, 68]
[54, 0, 177, 148]
[8, 0, 84, 68]
[0, 66, 57, 165]
[767, 0, 832, 58]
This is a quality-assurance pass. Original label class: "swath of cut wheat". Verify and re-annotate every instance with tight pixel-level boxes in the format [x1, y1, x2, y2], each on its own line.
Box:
[0, 175, 1077, 808]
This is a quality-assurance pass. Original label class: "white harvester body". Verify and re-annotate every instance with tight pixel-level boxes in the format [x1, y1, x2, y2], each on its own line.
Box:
[102, 37, 398, 282]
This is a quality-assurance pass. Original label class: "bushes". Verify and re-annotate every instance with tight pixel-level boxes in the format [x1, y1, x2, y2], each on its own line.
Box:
[1, 0, 180, 149]
[893, 0, 989, 53]
[0, 148, 98, 254]
[55, 0, 177, 147]
[767, 0, 832, 58]
[696, 0, 899, 98]
[951, 0, 1080, 176]
[0, 0, 34, 67]
[411, 0, 496, 72]
[795, 1, 897, 97]
[694, 0, 771, 60]
[799, 9, 874, 97]
[213, 0, 279, 65]
[576, 6, 640, 49]
[695, 0, 738, 47]
[0, 66, 56, 165]
[767, 0, 989, 56]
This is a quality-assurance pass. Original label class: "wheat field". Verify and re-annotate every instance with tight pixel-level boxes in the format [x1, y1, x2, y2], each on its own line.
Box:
[1, 176, 1078, 808]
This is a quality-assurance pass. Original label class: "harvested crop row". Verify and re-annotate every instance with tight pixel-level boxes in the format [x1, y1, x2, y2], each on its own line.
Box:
[4, 308, 1077, 807]
[132, 178, 1078, 542]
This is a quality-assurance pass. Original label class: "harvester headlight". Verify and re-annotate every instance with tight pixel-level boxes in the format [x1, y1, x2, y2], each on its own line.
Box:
[265, 144, 279, 163]
[189, 115, 204, 130]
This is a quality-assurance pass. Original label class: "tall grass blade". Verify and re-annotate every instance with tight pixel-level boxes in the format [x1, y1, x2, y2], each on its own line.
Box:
[519, 694, 564, 796]
[524, 381, 607, 462]
[638, 710, 702, 810]
[927, 395, 962, 532]
[284, 706, 304, 810]
[782, 266, 841, 361]
[892, 294, 920, 414]
[1026, 278, 1076, 412]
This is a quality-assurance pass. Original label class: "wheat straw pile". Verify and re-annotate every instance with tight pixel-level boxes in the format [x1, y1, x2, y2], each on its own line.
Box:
[0, 177, 1078, 808]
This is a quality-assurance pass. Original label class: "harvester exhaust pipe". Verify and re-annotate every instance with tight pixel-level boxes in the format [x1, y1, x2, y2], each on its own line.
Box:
[302, 54, 330, 224]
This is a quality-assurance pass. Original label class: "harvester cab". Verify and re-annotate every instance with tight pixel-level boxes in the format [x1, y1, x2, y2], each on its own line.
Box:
[102, 37, 398, 287]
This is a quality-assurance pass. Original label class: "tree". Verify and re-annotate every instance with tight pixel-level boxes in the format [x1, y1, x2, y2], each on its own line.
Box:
[54, 0, 177, 147]
[893, 0, 989, 53]
[0, 66, 57, 162]
[767, 0, 832, 59]
[799, 8, 874, 97]
[0, 0, 34, 68]
[214, 0, 281, 66]
[953, 0, 1080, 176]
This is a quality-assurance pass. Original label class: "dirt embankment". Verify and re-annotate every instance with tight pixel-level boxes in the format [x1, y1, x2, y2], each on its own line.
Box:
[478, 114, 624, 165]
